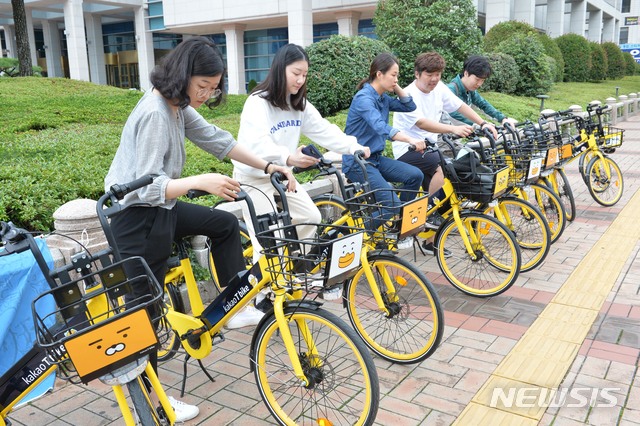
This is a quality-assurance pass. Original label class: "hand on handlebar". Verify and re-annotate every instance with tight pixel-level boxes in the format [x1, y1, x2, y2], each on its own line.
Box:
[271, 164, 297, 192]
[501, 117, 518, 127]
[197, 173, 242, 201]
[409, 138, 426, 152]
[450, 124, 474, 138]
[480, 121, 498, 139]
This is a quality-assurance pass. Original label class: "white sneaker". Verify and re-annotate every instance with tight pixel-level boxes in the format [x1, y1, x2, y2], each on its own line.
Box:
[168, 396, 199, 422]
[225, 305, 264, 329]
[397, 237, 413, 250]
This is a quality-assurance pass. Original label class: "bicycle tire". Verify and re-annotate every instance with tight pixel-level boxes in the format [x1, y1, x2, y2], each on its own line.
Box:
[521, 183, 566, 244]
[484, 197, 551, 272]
[314, 194, 348, 225]
[127, 377, 161, 426]
[157, 282, 183, 362]
[344, 254, 444, 364]
[542, 169, 576, 222]
[252, 306, 379, 426]
[207, 221, 253, 295]
[578, 150, 596, 185]
[585, 156, 624, 206]
[435, 212, 521, 297]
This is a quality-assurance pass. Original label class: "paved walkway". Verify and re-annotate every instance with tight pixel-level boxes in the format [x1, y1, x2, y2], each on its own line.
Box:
[9, 116, 640, 426]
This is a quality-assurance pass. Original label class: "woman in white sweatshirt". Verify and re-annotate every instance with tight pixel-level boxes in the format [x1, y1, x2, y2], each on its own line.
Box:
[233, 44, 370, 266]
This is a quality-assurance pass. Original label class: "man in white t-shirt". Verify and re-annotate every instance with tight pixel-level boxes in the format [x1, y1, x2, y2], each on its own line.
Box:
[392, 52, 496, 254]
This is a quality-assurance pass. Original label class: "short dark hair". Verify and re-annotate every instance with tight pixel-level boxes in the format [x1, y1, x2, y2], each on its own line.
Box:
[463, 55, 492, 79]
[253, 43, 309, 112]
[414, 52, 446, 74]
[150, 36, 226, 109]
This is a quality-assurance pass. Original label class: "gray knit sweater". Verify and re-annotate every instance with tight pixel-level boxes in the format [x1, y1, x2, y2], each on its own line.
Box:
[105, 90, 237, 209]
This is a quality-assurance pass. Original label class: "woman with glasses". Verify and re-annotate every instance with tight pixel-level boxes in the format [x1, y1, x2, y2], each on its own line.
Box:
[105, 36, 293, 422]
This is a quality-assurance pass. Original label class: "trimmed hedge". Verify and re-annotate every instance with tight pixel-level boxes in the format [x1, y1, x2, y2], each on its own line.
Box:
[623, 52, 637, 76]
[484, 21, 536, 53]
[482, 52, 519, 94]
[556, 34, 592, 82]
[306, 35, 390, 117]
[537, 33, 565, 82]
[589, 41, 608, 82]
[494, 34, 553, 96]
[602, 42, 626, 80]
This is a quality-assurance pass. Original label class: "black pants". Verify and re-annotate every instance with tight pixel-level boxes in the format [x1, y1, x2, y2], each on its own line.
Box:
[110, 201, 245, 371]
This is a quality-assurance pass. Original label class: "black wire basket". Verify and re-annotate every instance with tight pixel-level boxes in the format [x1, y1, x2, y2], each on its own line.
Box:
[32, 256, 166, 384]
[256, 222, 366, 292]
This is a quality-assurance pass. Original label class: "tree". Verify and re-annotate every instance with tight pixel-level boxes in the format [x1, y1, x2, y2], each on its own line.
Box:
[11, 0, 33, 76]
[374, 0, 482, 87]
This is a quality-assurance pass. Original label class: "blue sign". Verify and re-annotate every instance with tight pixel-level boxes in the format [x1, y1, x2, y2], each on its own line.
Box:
[620, 46, 640, 64]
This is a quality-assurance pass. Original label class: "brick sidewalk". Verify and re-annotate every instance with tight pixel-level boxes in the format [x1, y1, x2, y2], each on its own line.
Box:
[9, 117, 640, 426]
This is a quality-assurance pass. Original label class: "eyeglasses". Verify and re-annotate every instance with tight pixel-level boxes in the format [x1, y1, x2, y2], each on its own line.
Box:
[195, 87, 222, 101]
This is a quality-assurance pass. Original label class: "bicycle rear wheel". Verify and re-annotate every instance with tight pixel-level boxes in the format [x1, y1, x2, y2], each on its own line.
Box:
[435, 212, 521, 297]
[585, 156, 624, 206]
[252, 306, 379, 426]
[343, 254, 444, 364]
[484, 197, 551, 272]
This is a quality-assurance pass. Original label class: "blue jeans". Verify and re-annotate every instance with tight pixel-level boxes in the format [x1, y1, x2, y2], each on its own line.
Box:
[345, 153, 423, 229]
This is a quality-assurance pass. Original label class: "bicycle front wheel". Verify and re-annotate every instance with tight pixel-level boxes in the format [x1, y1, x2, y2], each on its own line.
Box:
[521, 183, 566, 244]
[127, 377, 163, 426]
[435, 212, 521, 297]
[542, 169, 576, 222]
[314, 194, 348, 225]
[484, 197, 551, 272]
[585, 156, 624, 206]
[343, 254, 444, 364]
[252, 306, 379, 426]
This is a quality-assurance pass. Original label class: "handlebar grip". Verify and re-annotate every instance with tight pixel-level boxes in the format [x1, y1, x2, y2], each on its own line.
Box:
[354, 150, 366, 160]
[407, 145, 416, 152]
[187, 189, 210, 199]
[109, 174, 155, 200]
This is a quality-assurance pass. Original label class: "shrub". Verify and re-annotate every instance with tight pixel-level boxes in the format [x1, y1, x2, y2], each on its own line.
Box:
[0, 57, 43, 77]
[555, 33, 591, 82]
[537, 33, 565, 82]
[374, 0, 483, 86]
[602, 42, 625, 80]
[482, 52, 519, 94]
[494, 34, 553, 96]
[484, 21, 537, 52]
[306, 35, 390, 116]
[623, 52, 637, 76]
[588, 41, 607, 82]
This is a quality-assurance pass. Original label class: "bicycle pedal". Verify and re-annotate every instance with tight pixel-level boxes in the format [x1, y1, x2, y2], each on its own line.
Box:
[212, 332, 226, 346]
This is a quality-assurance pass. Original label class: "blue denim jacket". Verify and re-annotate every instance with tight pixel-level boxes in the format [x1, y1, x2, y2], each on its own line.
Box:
[447, 74, 506, 125]
[342, 83, 416, 174]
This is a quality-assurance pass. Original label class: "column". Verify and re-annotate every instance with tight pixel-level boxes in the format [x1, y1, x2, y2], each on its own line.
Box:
[25, 7, 37, 65]
[513, 0, 534, 26]
[602, 16, 615, 42]
[484, 0, 511, 33]
[134, 5, 155, 91]
[85, 13, 106, 84]
[63, 0, 90, 81]
[287, 0, 313, 47]
[569, 0, 587, 37]
[3, 25, 17, 58]
[588, 9, 603, 42]
[546, 0, 564, 37]
[224, 24, 246, 95]
[41, 20, 63, 77]
[335, 11, 360, 36]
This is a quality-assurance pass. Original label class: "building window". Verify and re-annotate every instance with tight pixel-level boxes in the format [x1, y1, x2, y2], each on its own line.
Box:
[102, 22, 136, 54]
[244, 28, 288, 87]
[313, 23, 338, 42]
[148, 1, 165, 31]
[358, 19, 377, 39]
[620, 27, 629, 44]
[622, 0, 631, 13]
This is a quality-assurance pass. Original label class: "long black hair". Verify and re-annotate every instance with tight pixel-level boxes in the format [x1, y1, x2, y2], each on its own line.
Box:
[357, 52, 399, 91]
[150, 36, 226, 109]
[253, 43, 308, 112]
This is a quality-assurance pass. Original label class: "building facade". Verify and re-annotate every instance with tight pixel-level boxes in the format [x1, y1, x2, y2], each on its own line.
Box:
[0, 0, 637, 93]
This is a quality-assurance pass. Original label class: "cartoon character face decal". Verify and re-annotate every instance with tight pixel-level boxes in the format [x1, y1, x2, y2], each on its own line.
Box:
[399, 197, 428, 237]
[337, 240, 357, 268]
[89, 325, 130, 356]
[406, 205, 424, 225]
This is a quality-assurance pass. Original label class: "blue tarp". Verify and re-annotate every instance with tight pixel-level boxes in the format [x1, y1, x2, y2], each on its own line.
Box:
[0, 238, 56, 377]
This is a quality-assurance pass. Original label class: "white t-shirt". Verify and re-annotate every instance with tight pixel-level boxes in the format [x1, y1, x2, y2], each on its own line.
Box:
[392, 80, 463, 159]
[232, 92, 361, 177]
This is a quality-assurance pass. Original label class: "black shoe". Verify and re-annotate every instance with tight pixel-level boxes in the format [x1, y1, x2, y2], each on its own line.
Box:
[425, 211, 445, 230]
[422, 241, 452, 258]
